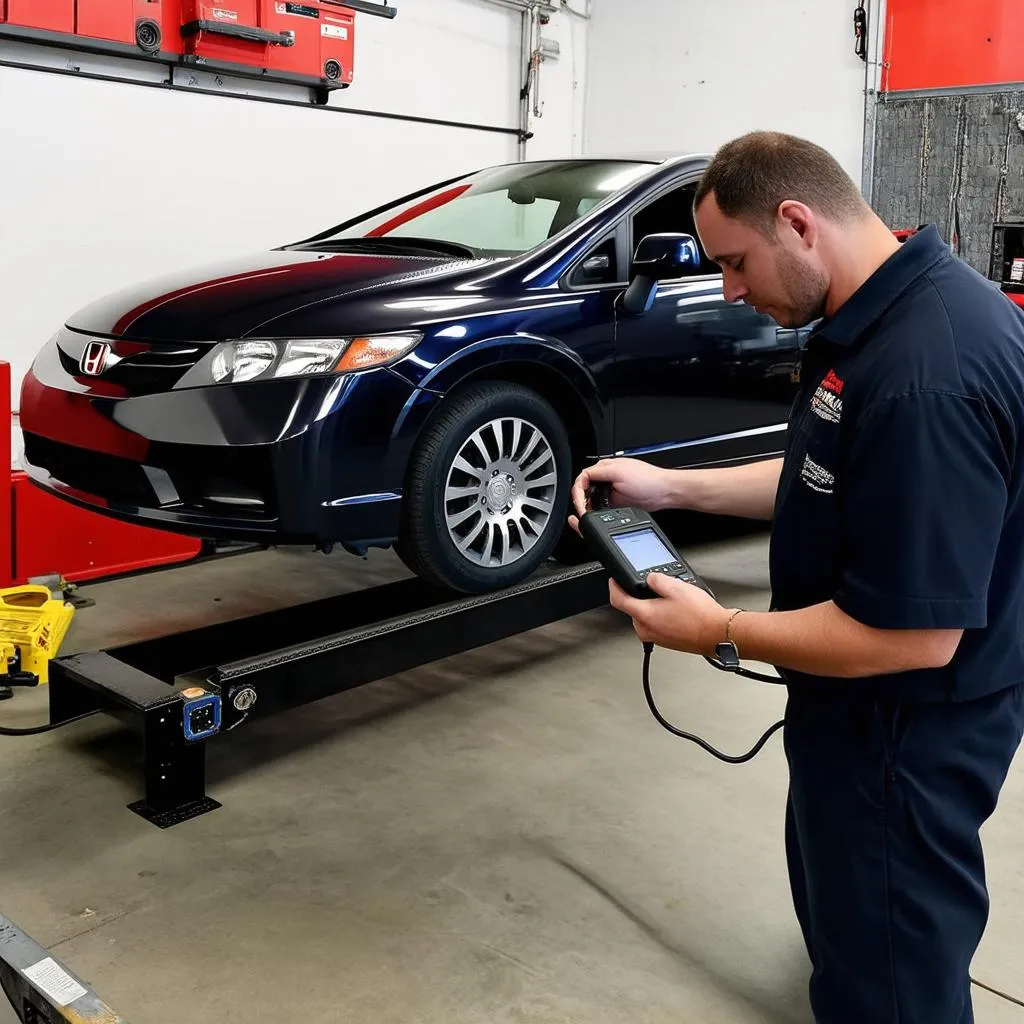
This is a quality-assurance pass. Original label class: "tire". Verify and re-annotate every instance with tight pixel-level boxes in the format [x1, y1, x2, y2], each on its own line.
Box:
[397, 382, 572, 593]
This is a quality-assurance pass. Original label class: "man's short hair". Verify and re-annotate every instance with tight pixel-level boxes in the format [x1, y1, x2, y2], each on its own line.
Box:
[693, 131, 868, 232]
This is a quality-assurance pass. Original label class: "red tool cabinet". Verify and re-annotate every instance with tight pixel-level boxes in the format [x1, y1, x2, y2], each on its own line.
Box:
[76, 0, 162, 52]
[0, 0, 356, 82]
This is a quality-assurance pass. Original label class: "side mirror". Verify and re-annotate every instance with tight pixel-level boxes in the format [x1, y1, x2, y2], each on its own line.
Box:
[620, 233, 702, 315]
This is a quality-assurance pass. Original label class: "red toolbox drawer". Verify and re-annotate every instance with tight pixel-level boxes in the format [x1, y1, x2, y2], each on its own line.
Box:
[180, 0, 291, 68]
[75, 0, 162, 51]
[1, 0, 74, 34]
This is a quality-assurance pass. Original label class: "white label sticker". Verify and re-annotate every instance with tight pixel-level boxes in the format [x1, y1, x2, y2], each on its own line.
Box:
[23, 958, 88, 1007]
[212, 7, 238, 19]
[322, 23, 348, 37]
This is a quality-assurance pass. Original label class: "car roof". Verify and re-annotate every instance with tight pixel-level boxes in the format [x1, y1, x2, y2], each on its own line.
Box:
[515, 151, 710, 168]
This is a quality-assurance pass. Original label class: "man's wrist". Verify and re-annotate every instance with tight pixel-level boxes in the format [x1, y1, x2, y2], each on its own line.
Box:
[664, 468, 703, 512]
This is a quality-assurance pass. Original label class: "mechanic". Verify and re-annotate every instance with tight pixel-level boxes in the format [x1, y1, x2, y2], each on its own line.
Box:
[570, 131, 1024, 1024]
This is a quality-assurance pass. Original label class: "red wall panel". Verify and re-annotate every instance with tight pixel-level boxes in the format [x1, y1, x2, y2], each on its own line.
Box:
[883, 0, 1024, 92]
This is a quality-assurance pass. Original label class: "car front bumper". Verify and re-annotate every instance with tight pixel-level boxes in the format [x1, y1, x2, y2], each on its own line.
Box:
[18, 334, 441, 547]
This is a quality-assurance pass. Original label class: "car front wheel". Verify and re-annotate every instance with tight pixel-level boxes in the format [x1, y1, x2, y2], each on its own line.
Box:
[397, 382, 572, 593]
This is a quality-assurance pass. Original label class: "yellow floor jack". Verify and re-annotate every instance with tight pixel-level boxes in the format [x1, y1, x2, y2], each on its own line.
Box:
[0, 578, 76, 700]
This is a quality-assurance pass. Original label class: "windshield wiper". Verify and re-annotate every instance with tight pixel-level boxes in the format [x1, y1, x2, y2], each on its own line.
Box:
[290, 237, 479, 260]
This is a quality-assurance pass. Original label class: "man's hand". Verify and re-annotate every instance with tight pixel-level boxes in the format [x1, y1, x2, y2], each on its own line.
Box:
[608, 572, 733, 656]
[568, 458, 676, 534]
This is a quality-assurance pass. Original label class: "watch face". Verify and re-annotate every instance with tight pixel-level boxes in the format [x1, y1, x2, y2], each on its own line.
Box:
[715, 642, 740, 668]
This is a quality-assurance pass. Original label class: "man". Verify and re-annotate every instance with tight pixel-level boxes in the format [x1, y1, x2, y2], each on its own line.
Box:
[570, 132, 1024, 1023]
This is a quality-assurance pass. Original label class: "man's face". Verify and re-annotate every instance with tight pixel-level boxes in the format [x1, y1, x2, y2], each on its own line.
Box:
[694, 193, 829, 328]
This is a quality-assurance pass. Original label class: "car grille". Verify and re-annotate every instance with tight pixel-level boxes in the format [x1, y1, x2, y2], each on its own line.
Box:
[23, 433, 278, 520]
[57, 334, 205, 396]
[24, 433, 153, 506]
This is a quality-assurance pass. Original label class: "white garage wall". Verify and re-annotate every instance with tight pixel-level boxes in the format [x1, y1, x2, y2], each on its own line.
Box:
[582, 0, 868, 186]
[0, 0, 587, 407]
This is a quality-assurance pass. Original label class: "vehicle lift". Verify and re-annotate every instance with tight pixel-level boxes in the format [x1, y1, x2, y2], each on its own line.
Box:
[46, 560, 612, 828]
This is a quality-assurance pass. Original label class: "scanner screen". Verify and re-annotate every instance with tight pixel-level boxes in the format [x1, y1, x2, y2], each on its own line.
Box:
[613, 528, 676, 571]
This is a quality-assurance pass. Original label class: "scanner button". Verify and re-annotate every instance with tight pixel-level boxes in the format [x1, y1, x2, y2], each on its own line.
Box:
[621, 518, 632, 525]
[600, 514, 616, 522]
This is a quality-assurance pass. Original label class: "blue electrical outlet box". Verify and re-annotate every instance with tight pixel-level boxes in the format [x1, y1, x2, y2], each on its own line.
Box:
[181, 689, 221, 742]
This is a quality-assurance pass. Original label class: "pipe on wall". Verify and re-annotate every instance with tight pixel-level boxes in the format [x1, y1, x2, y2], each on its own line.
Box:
[472, 0, 554, 156]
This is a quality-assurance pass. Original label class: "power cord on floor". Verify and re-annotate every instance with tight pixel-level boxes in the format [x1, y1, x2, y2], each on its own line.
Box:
[0, 711, 99, 737]
[641, 641, 785, 764]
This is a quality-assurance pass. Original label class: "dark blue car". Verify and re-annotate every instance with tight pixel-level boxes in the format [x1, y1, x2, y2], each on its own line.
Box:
[19, 153, 805, 592]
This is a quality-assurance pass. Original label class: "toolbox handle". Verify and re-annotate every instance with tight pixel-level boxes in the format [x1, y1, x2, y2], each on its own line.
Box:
[181, 20, 295, 46]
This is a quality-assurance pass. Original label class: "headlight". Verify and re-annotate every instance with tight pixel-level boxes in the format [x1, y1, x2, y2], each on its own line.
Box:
[207, 332, 422, 385]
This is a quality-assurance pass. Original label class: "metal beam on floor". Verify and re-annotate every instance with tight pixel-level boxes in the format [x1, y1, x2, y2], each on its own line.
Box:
[0, 911, 127, 1023]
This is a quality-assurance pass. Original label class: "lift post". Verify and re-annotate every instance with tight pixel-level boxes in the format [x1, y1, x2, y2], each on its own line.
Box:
[48, 562, 611, 827]
[0, 911, 127, 1023]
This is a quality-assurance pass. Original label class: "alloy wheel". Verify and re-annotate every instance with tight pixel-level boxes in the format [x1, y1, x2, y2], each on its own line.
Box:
[443, 416, 558, 568]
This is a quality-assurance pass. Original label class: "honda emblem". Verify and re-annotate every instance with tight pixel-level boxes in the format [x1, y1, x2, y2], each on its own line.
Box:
[80, 341, 110, 376]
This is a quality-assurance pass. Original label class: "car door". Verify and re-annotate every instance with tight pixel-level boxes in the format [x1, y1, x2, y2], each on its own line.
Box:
[555, 221, 632, 454]
[612, 178, 805, 469]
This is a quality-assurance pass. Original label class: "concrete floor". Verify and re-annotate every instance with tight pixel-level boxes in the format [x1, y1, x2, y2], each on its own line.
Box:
[1, 535, 1023, 1023]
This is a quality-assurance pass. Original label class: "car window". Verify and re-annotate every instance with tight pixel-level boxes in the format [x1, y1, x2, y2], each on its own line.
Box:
[318, 160, 655, 257]
[630, 182, 719, 277]
[402, 193, 562, 252]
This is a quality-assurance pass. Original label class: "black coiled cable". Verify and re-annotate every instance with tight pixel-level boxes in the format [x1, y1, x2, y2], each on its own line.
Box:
[641, 642, 785, 764]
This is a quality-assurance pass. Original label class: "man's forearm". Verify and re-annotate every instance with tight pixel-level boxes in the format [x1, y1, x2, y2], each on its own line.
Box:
[666, 457, 782, 520]
[725, 600, 963, 678]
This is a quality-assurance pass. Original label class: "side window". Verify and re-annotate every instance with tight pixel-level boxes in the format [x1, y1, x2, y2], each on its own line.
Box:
[569, 236, 618, 287]
[630, 183, 718, 277]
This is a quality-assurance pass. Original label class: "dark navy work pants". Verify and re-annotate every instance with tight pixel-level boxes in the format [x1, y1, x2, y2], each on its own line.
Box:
[783, 682, 1024, 1024]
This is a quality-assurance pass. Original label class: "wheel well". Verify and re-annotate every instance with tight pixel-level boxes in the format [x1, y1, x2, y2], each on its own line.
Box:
[447, 362, 597, 468]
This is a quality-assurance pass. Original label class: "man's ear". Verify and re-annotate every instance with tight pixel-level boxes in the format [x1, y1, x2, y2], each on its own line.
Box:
[777, 200, 818, 249]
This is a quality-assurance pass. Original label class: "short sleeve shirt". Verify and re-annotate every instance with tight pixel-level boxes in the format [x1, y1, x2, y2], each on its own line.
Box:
[770, 225, 1024, 702]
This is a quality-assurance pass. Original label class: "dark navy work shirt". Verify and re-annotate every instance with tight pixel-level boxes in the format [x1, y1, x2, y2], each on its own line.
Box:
[770, 224, 1024, 702]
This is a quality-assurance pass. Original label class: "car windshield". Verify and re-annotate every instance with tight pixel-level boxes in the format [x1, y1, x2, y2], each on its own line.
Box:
[311, 160, 655, 257]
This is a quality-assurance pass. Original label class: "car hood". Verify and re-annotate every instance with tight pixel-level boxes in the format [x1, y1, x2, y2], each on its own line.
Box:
[64, 248, 488, 341]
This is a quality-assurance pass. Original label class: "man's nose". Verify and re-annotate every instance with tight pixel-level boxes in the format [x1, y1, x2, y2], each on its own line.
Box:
[722, 272, 748, 304]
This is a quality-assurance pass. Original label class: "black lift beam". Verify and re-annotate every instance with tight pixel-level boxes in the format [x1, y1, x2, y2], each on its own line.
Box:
[49, 562, 611, 827]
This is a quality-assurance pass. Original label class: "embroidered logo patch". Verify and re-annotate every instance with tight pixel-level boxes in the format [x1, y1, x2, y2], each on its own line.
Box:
[811, 369, 844, 424]
[800, 455, 835, 494]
